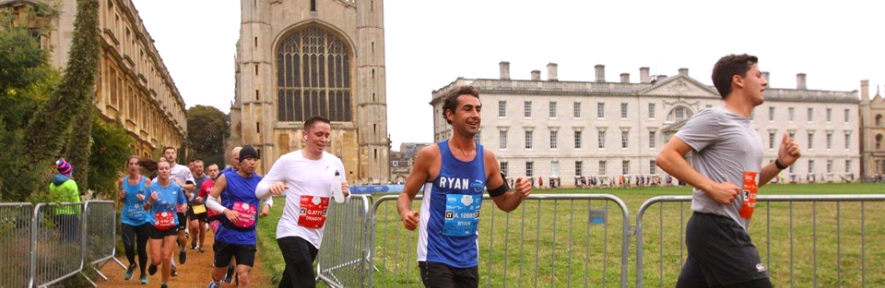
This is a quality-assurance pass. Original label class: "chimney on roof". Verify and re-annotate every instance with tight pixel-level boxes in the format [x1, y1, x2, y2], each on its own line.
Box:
[796, 73, 807, 90]
[620, 73, 630, 83]
[547, 63, 558, 81]
[678, 68, 689, 77]
[595, 64, 605, 83]
[861, 79, 869, 102]
[531, 70, 541, 81]
[499, 61, 510, 80]
[639, 67, 651, 83]
[656, 75, 668, 82]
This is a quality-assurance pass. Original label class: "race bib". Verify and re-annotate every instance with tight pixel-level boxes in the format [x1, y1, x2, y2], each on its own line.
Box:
[192, 204, 207, 215]
[739, 171, 759, 219]
[443, 194, 482, 237]
[231, 202, 256, 228]
[154, 211, 175, 230]
[297, 195, 330, 228]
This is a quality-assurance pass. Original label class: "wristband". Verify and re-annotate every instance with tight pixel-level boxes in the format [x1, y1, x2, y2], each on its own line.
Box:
[774, 159, 788, 170]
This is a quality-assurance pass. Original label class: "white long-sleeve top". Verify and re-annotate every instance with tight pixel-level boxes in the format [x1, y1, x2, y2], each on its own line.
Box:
[256, 150, 347, 249]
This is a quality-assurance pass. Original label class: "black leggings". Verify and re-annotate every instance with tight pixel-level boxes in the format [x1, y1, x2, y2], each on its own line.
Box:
[676, 277, 773, 288]
[122, 223, 150, 274]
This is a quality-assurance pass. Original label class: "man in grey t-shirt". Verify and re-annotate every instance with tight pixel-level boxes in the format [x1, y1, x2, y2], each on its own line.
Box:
[657, 54, 801, 288]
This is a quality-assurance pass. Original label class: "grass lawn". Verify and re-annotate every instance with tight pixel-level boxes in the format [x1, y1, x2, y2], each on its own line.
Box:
[258, 183, 885, 287]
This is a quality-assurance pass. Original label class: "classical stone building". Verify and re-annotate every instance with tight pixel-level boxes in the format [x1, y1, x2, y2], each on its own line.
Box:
[859, 80, 885, 180]
[431, 62, 862, 186]
[228, 0, 389, 183]
[389, 142, 430, 183]
[3, 0, 187, 158]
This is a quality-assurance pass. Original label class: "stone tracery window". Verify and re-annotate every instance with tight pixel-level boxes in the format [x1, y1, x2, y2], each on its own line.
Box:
[277, 26, 351, 122]
[666, 106, 694, 123]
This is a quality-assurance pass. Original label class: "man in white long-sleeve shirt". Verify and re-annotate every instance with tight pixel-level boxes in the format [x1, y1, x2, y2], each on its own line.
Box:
[255, 116, 350, 288]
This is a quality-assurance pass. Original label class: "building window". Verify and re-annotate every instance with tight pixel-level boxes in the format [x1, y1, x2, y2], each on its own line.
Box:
[650, 160, 657, 174]
[844, 109, 850, 123]
[550, 130, 558, 149]
[549, 101, 557, 118]
[575, 161, 583, 177]
[526, 162, 534, 178]
[807, 132, 814, 150]
[649, 131, 656, 148]
[826, 108, 832, 122]
[789, 162, 795, 173]
[276, 26, 352, 122]
[807, 108, 813, 122]
[845, 160, 851, 173]
[310, 0, 316, 11]
[808, 160, 815, 174]
[598, 130, 605, 149]
[622, 160, 630, 175]
[500, 161, 508, 176]
[499, 130, 507, 149]
[597, 102, 605, 119]
[525, 131, 533, 149]
[573, 102, 581, 118]
[551, 161, 559, 177]
[621, 130, 629, 148]
[826, 133, 832, 150]
[827, 160, 833, 174]
[599, 160, 607, 175]
[769, 131, 776, 149]
[877, 134, 883, 150]
[474, 130, 481, 143]
[648, 103, 655, 119]
[574, 131, 582, 149]
[524, 101, 532, 117]
[788, 107, 795, 122]
[769, 107, 775, 121]
[667, 106, 694, 122]
[845, 133, 851, 150]
[498, 101, 506, 117]
[620, 103, 628, 119]
[877, 114, 883, 126]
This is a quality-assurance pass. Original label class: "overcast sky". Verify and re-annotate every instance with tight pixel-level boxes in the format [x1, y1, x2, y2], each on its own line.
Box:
[132, 0, 884, 150]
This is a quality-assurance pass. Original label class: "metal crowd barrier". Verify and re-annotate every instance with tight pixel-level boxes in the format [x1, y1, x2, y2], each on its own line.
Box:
[82, 200, 125, 283]
[370, 194, 631, 288]
[29, 202, 85, 288]
[635, 195, 885, 288]
[317, 194, 374, 288]
[0, 202, 33, 288]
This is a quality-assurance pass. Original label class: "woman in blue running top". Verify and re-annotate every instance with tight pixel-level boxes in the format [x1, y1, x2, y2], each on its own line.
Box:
[119, 156, 152, 284]
[144, 159, 187, 288]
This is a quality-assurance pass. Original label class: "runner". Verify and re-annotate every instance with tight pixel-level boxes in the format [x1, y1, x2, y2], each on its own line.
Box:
[119, 156, 152, 284]
[144, 159, 188, 288]
[153, 147, 196, 268]
[189, 159, 211, 253]
[255, 116, 350, 288]
[396, 86, 532, 288]
[205, 145, 263, 288]
[657, 54, 801, 288]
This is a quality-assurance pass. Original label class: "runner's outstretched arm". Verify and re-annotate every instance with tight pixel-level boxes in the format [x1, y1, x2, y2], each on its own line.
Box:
[256, 155, 288, 200]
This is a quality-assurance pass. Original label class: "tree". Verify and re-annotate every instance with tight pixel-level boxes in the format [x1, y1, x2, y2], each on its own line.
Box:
[186, 105, 230, 165]
[87, 113, 132, 198]
[21, 0, 99, 200]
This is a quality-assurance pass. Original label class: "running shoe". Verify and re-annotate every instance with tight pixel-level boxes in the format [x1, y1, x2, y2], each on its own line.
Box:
[124, 263, 136, 280]
[148, 264, 157, 276]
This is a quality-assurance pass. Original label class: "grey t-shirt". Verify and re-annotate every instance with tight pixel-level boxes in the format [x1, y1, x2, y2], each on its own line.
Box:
[675, 107, 763, 229]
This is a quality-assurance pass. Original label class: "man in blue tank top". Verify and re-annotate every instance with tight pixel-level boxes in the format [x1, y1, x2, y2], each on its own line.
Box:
[397, 85, 533, 288]
[205, 145, 263, 288]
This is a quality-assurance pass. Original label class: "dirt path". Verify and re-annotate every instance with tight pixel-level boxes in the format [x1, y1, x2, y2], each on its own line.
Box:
[99, 229, 272, 288]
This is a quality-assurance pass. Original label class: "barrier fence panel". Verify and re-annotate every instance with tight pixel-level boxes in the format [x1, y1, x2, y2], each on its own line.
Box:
[317, 195, 374, 288]
[370, 194, 631, 288]
[29, 202, 85, 288]
[1, 203, 33, 288]
[83, 200, 125, 282]
[635, 195, 885, 288]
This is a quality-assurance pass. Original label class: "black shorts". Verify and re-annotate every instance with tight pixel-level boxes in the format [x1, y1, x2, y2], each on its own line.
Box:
[679, 212, 769, 287]
[176, 213, 187, 229]
[187, 205, 208, 222]
[277, 236, 319, 288]
[149, 226, 179, 239]
[418, 261, 478, 288]
[213, 240, 256, 268]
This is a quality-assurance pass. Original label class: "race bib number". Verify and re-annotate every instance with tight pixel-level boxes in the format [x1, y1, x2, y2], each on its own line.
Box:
[231, 202, 256, 228]
[739, 171, 759, 219]
[297, 196, 330, 228]
[443, 194, 482, 237]
[192, 204, 207, 215]
[154, 211, 175, 230]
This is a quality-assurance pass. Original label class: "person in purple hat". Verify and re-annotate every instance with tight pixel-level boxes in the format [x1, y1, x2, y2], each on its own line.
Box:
[49, 158, 81, 242]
